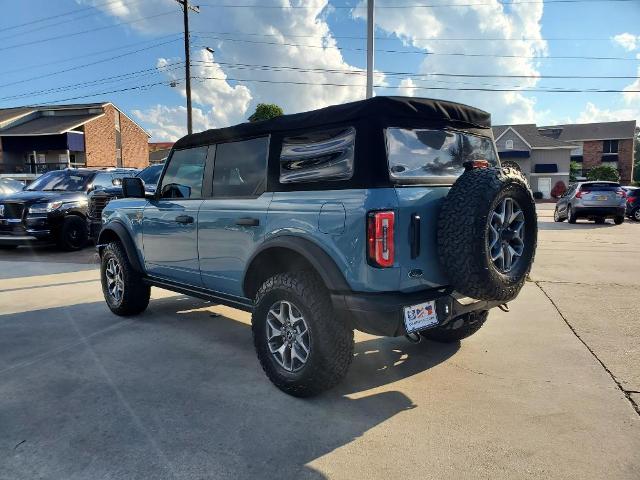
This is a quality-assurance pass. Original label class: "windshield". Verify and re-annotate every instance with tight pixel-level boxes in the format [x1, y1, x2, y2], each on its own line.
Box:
[26, 170, 94, 192]
[136, 164, 163, 184]
[386, 128, 498, 184]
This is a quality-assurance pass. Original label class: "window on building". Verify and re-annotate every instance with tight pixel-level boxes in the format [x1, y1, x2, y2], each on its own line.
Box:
[280, 127, 355, 184]
[603, 140, 618, 154]
[160, 146, 207, 199]
[212, 137, 269, 197]
[505, 139, 514, 150]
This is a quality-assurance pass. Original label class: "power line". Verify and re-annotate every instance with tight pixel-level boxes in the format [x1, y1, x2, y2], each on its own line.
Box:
[0, 0, 142, 33]
[0, 10, 177, 52]
[190, 59, 640, 80]
[191, 35, 639, 61]
[0, 37, 182, 89]
[199, 0, 637, 8]
[192, 30, 615, 42]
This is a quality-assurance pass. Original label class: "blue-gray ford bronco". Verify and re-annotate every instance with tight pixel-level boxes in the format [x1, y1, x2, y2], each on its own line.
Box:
[97, 97, 537, 397]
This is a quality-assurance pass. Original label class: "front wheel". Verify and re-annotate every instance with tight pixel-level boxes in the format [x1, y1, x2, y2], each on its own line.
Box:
[100, 242, 150, 316]
[252, 272, 354, 397]
[421, 310, 488, 343]
[57, 216, 88, 251]
[553, 207, 564, 222]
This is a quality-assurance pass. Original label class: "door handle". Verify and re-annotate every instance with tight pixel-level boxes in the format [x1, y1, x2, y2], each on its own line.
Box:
[175, 215, 194, 224]
[235, 217, 260, 226]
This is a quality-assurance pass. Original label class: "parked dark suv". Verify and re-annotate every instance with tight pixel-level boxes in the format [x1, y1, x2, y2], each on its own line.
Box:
[87, 164, 164, 240]
[623, 186, 640, 221]
[97, 97, 538, 396]
[0, 168, 136, 250]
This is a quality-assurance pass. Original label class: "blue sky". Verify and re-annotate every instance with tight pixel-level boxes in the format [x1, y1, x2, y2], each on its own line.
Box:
[1, 0, 639, 140]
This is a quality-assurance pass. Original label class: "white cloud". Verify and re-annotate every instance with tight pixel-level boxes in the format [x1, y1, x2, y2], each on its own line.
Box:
[354, 0, 548, 124]
[612, 33, 639, 52]
[575, 102, 638, 123]
[80, 0, 372, 140]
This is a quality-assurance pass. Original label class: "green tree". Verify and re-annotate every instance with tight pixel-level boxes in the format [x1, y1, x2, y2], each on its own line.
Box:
[586, 165, 620, 182]
[248, 103, 284, 122]
[569, 161, 582, 182]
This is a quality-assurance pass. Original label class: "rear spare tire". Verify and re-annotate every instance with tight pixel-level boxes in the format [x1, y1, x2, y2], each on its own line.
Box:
[437, 167, 537, 302]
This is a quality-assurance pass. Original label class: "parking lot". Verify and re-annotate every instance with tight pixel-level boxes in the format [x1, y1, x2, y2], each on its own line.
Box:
[1, 205, 638, 480]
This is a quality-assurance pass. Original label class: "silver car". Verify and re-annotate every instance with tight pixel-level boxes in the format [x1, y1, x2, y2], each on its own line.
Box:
[554, 181, 627, 225]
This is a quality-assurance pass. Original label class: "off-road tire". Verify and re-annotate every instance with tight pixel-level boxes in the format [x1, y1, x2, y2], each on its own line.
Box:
[252, 271, 354, 397]
[100, 241, 150, 316]
[614, 215, 625, 225]
[422, 310, 488, 343]
[57, 216, 88, 251]
[437, 167, 537, 302]
[567, 207, 577, 224]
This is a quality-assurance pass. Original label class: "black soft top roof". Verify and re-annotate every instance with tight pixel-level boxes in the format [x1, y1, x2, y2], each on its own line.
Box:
[174, 96, 491, 149]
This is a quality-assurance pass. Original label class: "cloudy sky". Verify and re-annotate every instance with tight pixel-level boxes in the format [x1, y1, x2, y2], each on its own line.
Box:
[1, 0, 639, 140]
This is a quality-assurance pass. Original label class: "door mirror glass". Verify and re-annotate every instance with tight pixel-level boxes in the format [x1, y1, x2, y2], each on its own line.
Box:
[122, 177, 145, 198]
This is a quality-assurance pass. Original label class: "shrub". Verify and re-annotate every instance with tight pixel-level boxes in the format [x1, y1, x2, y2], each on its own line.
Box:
[586, 165, 620, 182]
[533, 191, 543, 200]
[550, 180, 567, 198]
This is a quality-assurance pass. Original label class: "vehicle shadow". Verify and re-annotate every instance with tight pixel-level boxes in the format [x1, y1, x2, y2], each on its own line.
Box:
[537, 220, 619, 230]
[0, 296, 458, 479]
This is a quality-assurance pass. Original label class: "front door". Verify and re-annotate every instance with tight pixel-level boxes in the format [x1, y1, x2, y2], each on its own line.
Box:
[198, 137, 271, 297]
[538, 177, 552, 199]
[142, 146, 208, 286]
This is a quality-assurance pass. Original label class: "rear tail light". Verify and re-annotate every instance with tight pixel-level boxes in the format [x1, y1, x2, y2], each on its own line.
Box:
[575, 190, 589, 198]
[367, 211, 395, 268]
[617, 190, 627, 198]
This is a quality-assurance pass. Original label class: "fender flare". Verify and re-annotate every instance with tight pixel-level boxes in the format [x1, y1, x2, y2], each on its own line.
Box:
[242, 235, 350, 296]
[97, 221, 145, 273]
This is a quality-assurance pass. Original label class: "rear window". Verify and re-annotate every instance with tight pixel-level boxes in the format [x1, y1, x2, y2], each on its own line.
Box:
[580, 183, 620, 192]
[386, 128, 498, 184]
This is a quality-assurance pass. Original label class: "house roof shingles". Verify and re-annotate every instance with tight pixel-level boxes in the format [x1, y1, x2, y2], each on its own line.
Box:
[493, 124, 576, 149]
[538, 120, 636, 141]
[0, 107, 35, 126]
[0, 113, 103, 136]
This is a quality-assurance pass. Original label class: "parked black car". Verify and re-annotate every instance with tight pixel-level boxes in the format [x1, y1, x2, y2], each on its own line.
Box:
[87, 164, 164, 240]
[623, 186, 640, 221]
[0, 168, 137, 250]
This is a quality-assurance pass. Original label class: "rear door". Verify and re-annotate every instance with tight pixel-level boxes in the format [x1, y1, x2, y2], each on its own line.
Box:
[580, 183, 621, 207]
[142, 146, 208, 286]
[198, 137, 272, 297]
[386, 127, 500, 290]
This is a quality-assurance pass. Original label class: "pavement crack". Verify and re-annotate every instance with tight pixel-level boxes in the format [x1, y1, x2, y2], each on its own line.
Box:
[535, 281, 640, 417]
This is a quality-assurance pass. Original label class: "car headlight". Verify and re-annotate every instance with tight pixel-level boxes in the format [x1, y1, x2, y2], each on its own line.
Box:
[29, 201, 64, 213]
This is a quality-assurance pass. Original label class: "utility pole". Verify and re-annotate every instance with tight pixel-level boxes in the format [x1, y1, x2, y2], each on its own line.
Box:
[175, 0, 199, 135]
[366, 0, 374, 99]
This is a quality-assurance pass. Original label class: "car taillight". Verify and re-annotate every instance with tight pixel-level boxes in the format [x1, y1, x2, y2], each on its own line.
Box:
[575, 190, 589, 198]
[367, 211, 395, 268]
[617, 190, 627, 198]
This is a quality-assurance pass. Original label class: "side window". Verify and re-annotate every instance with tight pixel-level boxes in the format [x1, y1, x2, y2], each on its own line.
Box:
[212, 137, 269, 197]
[160, 146, 207, 199]
[279, 127, 355, 184]
[92, 172, 113, 189]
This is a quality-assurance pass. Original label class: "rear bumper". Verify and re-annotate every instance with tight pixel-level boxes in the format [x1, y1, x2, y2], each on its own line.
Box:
[573, 206, 625, 218]
[331, 288, 503, 337]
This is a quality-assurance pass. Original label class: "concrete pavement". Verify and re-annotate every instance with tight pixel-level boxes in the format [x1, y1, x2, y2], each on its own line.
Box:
[0, 211, 639, 479]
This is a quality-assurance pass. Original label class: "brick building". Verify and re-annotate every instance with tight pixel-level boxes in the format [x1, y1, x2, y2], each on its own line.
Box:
[0, 102, 149, 175]
[538, 121, 636, 183]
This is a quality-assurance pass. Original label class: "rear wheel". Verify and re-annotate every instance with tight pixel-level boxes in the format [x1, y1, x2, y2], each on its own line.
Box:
[252, 271, 354, 397]
[100, 242, 150, 316]
[614, 215, 625, 225]
[567, 207, 577, 224]
[422, 311, 488, 343]
[57, 216, 87, 251]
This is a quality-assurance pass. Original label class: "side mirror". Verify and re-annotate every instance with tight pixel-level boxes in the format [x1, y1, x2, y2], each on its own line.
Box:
[122, 177, 145, 198]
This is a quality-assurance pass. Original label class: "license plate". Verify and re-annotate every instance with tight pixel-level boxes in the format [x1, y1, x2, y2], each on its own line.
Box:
[403, 300, 438, 333]
[596, 195, 608, 201]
